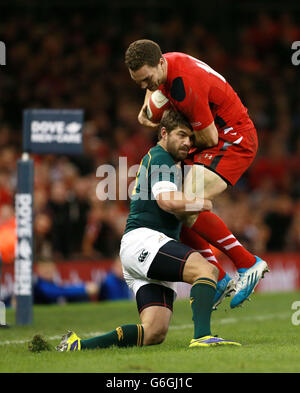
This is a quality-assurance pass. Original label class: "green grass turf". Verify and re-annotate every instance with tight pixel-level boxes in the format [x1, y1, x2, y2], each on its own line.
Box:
[0, 291, 300, 373]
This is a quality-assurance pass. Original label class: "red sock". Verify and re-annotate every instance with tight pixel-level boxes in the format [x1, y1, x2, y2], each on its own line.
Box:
[191, 211, 256, 270]
[180, 225, 226, 280]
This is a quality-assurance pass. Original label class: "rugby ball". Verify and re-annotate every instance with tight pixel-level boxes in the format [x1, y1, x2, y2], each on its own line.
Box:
[146, 90, 171, 122]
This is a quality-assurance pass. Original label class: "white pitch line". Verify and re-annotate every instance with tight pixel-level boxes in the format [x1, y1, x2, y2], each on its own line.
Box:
[0, 332, 105, 347]
[169, 312, 290, 330]
[0, 312, 290, 346]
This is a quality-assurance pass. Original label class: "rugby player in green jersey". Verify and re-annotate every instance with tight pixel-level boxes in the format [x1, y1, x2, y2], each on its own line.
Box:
[56, 110, 241, 351]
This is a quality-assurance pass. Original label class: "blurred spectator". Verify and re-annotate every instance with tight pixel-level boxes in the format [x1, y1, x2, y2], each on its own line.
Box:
[287, 205, 300, 251]
[68, 177, 91, 256]
[82, 200, 121, 258]
[33, 261, 99, 304]
[264, 194, 294, 251]
[31, 259, 130, 305]
[0, 205, 16, 264]
[34, 213, 53, 260]
[248, 138, 288, 192]
[98, 256, 132, 301]
[0, 171, 13, 207]
[46, 180, 72, 259]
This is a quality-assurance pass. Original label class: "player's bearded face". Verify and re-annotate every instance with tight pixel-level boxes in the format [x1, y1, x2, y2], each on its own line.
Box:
[166, 128, 192, 161]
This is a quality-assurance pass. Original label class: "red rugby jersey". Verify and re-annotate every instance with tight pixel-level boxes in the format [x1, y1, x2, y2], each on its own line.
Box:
[159, 52, 254, 135]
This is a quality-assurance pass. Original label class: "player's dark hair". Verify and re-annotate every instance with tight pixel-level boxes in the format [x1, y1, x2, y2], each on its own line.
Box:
[125, 39, 162, 71]
[158, 110, 193, 140]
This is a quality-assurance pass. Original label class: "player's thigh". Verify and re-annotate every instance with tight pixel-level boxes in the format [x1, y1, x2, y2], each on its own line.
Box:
[147, 240, 196, 283]
[184, 164, 227, 200]
[147, 240, 218, 284]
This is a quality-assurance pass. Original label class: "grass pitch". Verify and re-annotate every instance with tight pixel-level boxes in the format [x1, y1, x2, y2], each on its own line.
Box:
[0, 291, 300, 373]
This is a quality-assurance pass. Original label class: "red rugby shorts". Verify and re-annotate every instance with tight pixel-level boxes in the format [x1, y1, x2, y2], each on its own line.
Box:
[185, 126, 258, 186]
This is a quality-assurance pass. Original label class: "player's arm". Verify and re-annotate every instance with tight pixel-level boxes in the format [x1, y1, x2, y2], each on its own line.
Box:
[152, 180, 212, 215]
[137, 89, 160, 128]
[151, 166, 212, 214]
[193, 121, 218, 149]
[156, 191, 212, 215]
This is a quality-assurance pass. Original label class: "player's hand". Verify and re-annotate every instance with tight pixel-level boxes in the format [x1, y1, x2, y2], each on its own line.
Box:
[202, 199, 213, 211]
[183, 198, 212, 213]
[138, 103, 160, 129]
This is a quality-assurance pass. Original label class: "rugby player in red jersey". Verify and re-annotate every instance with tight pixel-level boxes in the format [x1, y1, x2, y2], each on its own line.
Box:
[125, 39, 269, 308]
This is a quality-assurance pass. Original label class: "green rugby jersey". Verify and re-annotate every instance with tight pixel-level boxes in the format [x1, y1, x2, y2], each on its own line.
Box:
[124, 144, 182, 240]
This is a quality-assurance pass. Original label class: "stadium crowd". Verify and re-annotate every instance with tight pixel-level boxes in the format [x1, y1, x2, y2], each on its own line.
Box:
[0, 6, 299, 265]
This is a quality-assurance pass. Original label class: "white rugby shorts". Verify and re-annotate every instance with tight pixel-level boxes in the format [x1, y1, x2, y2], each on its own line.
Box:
[120, 227, 177, 295]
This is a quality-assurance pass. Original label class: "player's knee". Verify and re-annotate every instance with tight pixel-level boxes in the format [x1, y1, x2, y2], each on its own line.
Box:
[147, 330, 167, 345]
[143, 324, 168, 346]
[203, 260, 219, 280]
[144, 332, 166, 345]
[183, 252, 218, 284]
